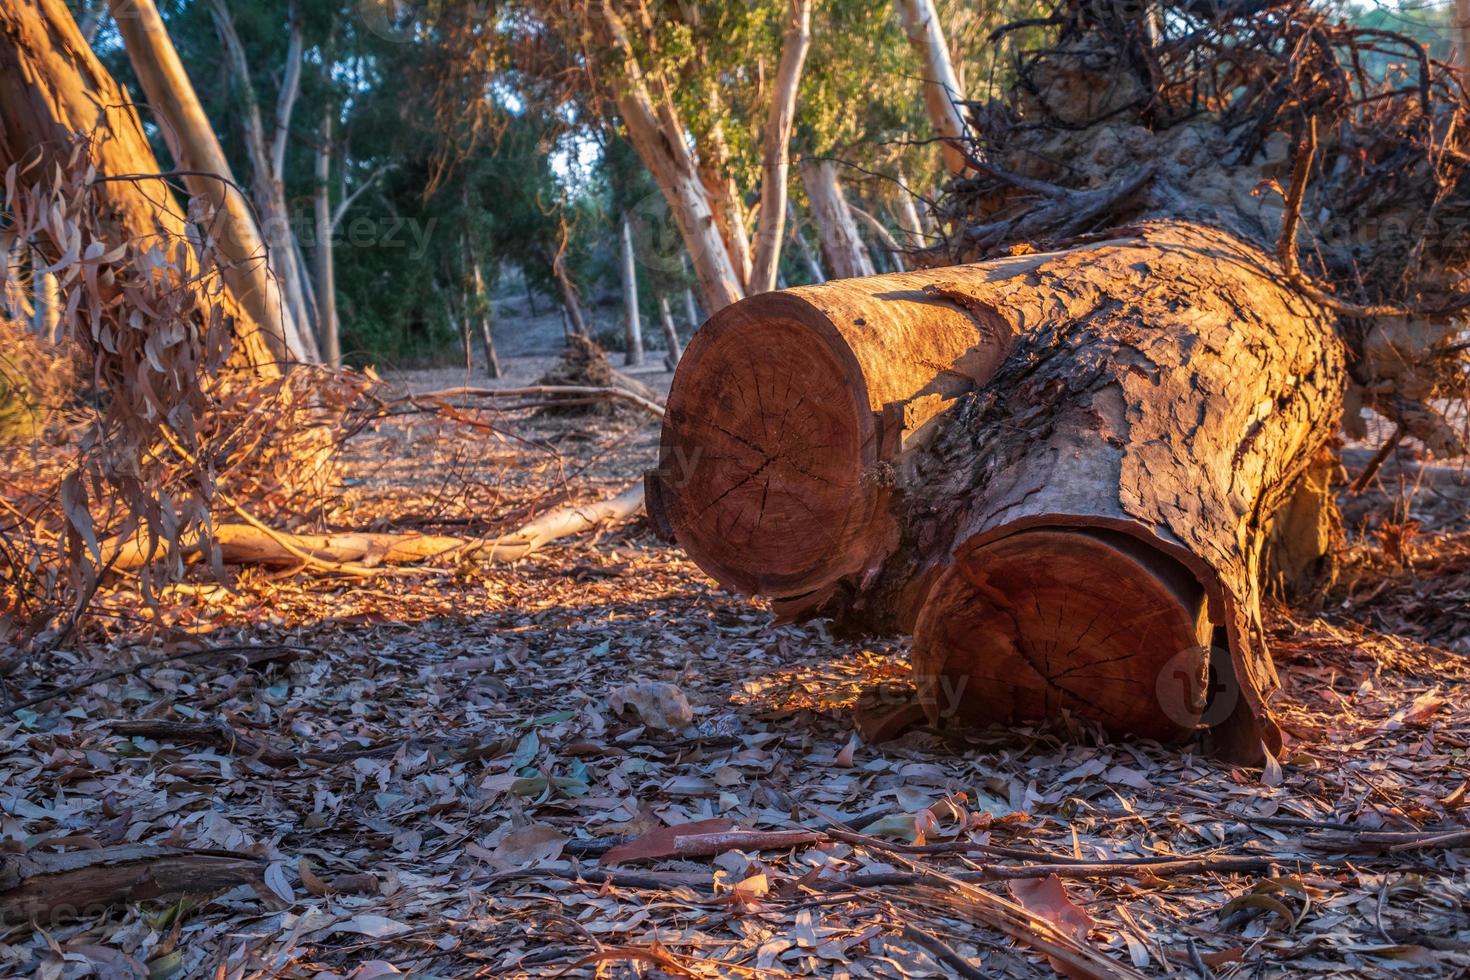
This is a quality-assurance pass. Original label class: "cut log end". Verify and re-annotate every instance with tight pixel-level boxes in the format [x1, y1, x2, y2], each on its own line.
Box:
[659, 306, 876, 596]
[911, 527, 1213, 742]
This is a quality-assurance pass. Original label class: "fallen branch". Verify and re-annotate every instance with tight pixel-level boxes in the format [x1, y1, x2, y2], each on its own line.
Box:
[410, 385, 665, 420]
[0, 845, 263, 926]
[669, 830, 825, 858]
[104, 483, 646, 571]
[109, 718, 397, 768]
[6, 643, 309, 715]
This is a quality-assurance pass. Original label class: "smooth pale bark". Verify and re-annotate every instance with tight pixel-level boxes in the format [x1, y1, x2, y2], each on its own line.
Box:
[30, 250, 59, 340]
[891, 181, 927, 249]
[596, 0, 744, 313]
[107, 484, 647, 570]
[682, 287, 699, 327]
[469, 248, 501, 379]
[656, 293, 682, 369]
[848, 202, 908, 271]
[204, 0, 318, 361]
[619, 215, 645, 366]
[697, 115, 753, 291]
[313, 106, 341, 367]
[748, 0, 812, 294]
[799, 160, 874, 279]
[552, 250, 588, 337]
[895, 0, 969, 176]
[786, 201, 826, 283]
[101, 0, 298, 368]
[0, 0, 279, 373]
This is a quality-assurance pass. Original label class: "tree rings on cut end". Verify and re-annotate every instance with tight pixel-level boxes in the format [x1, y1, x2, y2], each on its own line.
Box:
[910, 526, 1213, 742]
[658, 296, 877, 597]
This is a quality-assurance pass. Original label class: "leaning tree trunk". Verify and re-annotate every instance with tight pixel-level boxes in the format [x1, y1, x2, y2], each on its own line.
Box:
[652, 222, 1344, 760]
[894, 0, 969, 177]
[800, 159, 875, 280]
[106, 0, 305, 367]
[0, 0, 281, 375]
[656, 293, 683, 370]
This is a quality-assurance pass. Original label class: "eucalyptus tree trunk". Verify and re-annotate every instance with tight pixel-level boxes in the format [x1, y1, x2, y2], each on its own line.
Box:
[595, 0, 743, 313]
[0, 0, 281, 373]
[656, 293, 683, 370]
[748, 0, 812, 295]
[786, 201, 826, 284]
[799, 160, 874, 279]
[468, 247, 501, 379]
[204, 0, 319, 362]
[551, 251, 588, 338]
[101, 0, 301, 368]
[620, 215, 645, 367]
[891, 181, 927, 249]
[682, 287, 700, 328]
[313, 106, 341, 367]
[894, 0, 969, 176]
[30, 250, 59, 340]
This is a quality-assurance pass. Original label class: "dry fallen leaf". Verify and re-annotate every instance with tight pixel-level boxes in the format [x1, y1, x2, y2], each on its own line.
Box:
[607, 680, 694, 731]
[1007, 874, 1096, 979]
[486, 823, 567, 871]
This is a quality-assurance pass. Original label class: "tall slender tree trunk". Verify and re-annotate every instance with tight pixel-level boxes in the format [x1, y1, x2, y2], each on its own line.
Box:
[101, 0, 298, 368]
[697, 116, 753, 292]
[799, 160, 874, 279]
[204, 0, 318, 362]
[551, 251, 588, 338]
[620, 215, 645, 367]
[682, 288, 700, 328]
[891, 183, 926, 249]
[467, 245, 501, 379]
[748, 0, 812, 295]
[894, 0, 969, 176]
[313, 106, 341, 367]
[786, 201, 827, 284]
[1, 0, 280, 374]
[848, 202, 908, 272]
[656, 293, 682, 370]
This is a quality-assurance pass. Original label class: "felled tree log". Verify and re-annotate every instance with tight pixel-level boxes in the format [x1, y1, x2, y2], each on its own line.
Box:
[650, 241, 1175, 599]
[659, 221, 1345, 758]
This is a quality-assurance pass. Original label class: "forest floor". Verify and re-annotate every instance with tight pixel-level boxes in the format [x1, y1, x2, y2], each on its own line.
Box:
[3, 358, 1470, 979]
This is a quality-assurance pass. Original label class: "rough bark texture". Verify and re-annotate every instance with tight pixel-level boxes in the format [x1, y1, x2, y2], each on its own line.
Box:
[657, 221, 1344, 759]
[0, 0, 280, 374]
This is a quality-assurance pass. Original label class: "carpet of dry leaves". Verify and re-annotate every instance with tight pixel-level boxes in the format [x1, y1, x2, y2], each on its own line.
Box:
[3, 366, 1468, 979]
